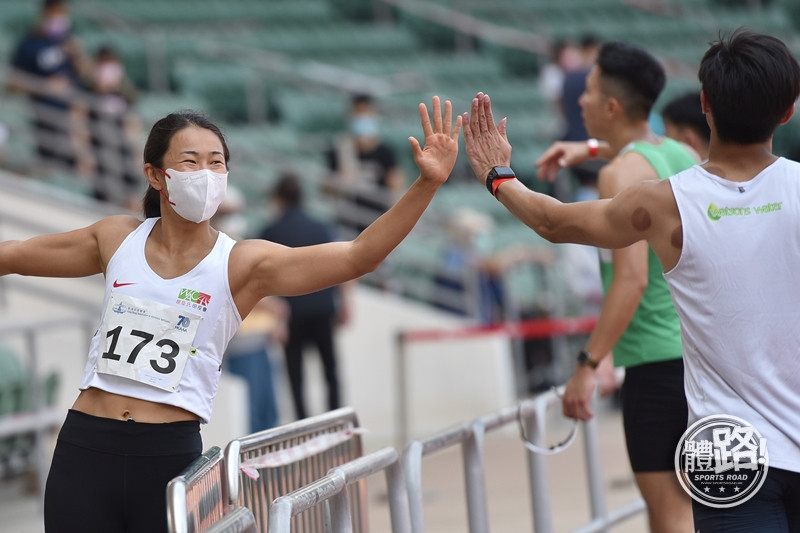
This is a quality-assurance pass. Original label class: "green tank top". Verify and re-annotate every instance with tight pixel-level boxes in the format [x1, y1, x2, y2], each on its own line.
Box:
[600, 137, 696, 368]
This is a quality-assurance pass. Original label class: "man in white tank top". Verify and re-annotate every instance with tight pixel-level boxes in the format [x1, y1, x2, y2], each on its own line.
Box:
[462, 30, 800, 532]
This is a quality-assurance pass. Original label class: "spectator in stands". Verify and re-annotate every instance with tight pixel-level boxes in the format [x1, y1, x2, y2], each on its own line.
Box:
[82, 44, 143, 209]
[212, 188, 286, 432]
[555, 33, 603, 203]
[224, 294, 288, 432]
[538, 37, 581, 139]
[462, 30, 800, 532]
[0, 96, 460, 533]
[259, 172, 350, 420]
[488, 40, 702, 533]
[326, 93, 406, 237]
[434, 207, 555, 324]
[8, 0, 91, 173]
[435, 207, 505, 323]
[661, 91, 711, 161]
[560, 34, 600, 143]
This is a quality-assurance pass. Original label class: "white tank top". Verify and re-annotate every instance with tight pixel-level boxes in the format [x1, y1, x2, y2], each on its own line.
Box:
[665, 157, 800, 472]
[79, 218, 242, 423]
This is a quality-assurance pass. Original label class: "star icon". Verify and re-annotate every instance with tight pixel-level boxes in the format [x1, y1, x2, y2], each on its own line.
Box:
[734, 487, 741, 492]
[704, 487, 710, 492]
[720, 487, 726, 492]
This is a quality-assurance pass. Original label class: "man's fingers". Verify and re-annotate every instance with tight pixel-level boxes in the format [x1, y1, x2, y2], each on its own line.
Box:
[483, 94, 499, 135]
[477, 94, 488, 134]
[462, 112, 472, 142]
[451, 114, 463, 140]
[469, 97, 481, 137]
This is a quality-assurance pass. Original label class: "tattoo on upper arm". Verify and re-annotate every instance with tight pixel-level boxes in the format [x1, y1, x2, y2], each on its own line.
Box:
[671, 225, 683, 249]
[631, 207, 651, 232]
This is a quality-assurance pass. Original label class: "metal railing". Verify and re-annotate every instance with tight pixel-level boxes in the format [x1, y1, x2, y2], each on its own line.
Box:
[167, 446, 230, 533]
[224, 407, 368, 533]
[403, 390, 645, 533]
[204, 507, 258, 533]
[0, 315, 97, 500]
[173, 390, 644, 533]
[268, 447, 411, 533]
[394, 315, 599, 448]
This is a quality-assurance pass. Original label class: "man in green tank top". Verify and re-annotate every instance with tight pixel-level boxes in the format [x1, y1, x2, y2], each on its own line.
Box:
[536, 42, 701, 533]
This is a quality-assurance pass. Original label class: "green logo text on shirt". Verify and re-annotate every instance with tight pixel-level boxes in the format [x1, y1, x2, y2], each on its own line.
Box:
[707, 202, 782, 221]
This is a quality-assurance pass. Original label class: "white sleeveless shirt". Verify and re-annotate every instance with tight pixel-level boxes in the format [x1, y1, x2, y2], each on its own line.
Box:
[665, 158, 800, 472]
[79, 218, 242, 423]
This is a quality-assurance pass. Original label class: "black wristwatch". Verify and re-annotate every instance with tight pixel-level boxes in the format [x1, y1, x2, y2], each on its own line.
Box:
[577, 349, 599, 369]
[485, 166, 516, 196]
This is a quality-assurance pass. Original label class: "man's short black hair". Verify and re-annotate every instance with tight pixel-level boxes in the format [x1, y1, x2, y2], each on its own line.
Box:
[661, 91, 710, 141]
[596, 41, 666, 121]
[699, 29, 800, 144]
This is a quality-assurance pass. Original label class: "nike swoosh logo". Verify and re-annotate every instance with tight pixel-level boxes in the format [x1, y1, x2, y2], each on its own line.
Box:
[113, 280, 136, 288]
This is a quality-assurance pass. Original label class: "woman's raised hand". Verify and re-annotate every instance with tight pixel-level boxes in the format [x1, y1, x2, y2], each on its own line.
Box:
[409, 96, 462, 185]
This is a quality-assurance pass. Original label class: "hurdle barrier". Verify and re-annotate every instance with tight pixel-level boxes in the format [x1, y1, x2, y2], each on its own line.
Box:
[224, 406, 368, 533]
[203, 507, 258, 533]
[167, 394, 644, 533]
[167, 446, 229, 533]
[162, 313, 650, 532]
[268, 447, 410, 533]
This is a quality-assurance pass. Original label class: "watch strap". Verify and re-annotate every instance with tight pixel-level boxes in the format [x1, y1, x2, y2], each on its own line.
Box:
[486, 166, 517, 197]
[578, 349, 599, 369]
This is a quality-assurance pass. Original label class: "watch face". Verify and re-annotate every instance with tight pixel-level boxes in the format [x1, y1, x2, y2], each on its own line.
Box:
[492, 166, 515, 178]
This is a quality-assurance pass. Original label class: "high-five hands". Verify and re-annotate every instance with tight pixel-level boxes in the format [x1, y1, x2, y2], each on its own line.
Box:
[462, 92, 512, 185]
[409, 96, 462, 184]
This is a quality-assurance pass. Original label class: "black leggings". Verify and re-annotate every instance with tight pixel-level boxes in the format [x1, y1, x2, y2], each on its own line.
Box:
[44, 409, 202, 533]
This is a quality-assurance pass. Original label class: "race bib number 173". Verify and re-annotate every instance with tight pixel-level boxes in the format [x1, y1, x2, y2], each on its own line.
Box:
[95, 292, 202, 392]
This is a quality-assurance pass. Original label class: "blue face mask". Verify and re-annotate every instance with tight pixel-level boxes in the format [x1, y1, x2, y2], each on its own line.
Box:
[350, 116, 379, 138]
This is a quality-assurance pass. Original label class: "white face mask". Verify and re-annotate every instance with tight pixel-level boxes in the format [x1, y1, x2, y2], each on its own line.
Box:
[161, 168, 228, 223]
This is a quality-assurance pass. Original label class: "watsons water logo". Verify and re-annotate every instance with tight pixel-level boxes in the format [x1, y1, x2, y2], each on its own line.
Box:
[707, 202, 782, 221]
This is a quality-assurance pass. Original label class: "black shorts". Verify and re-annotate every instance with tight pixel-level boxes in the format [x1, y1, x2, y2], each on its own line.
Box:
[44, 409, 202, 533]
[621, 358, 688, 473]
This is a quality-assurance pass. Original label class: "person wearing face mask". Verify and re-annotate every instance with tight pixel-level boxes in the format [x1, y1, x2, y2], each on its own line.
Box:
[0, 100, 460, 533]
[326, 93, 406, 237]
[9, 0, 90, 172]
[82, 45, 143, 209]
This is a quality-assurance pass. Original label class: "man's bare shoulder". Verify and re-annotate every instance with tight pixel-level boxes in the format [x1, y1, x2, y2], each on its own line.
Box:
[631, 177, 676, 206]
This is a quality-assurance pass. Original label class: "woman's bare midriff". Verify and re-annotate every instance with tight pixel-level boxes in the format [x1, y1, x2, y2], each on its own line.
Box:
[72, 387, 200, 423]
